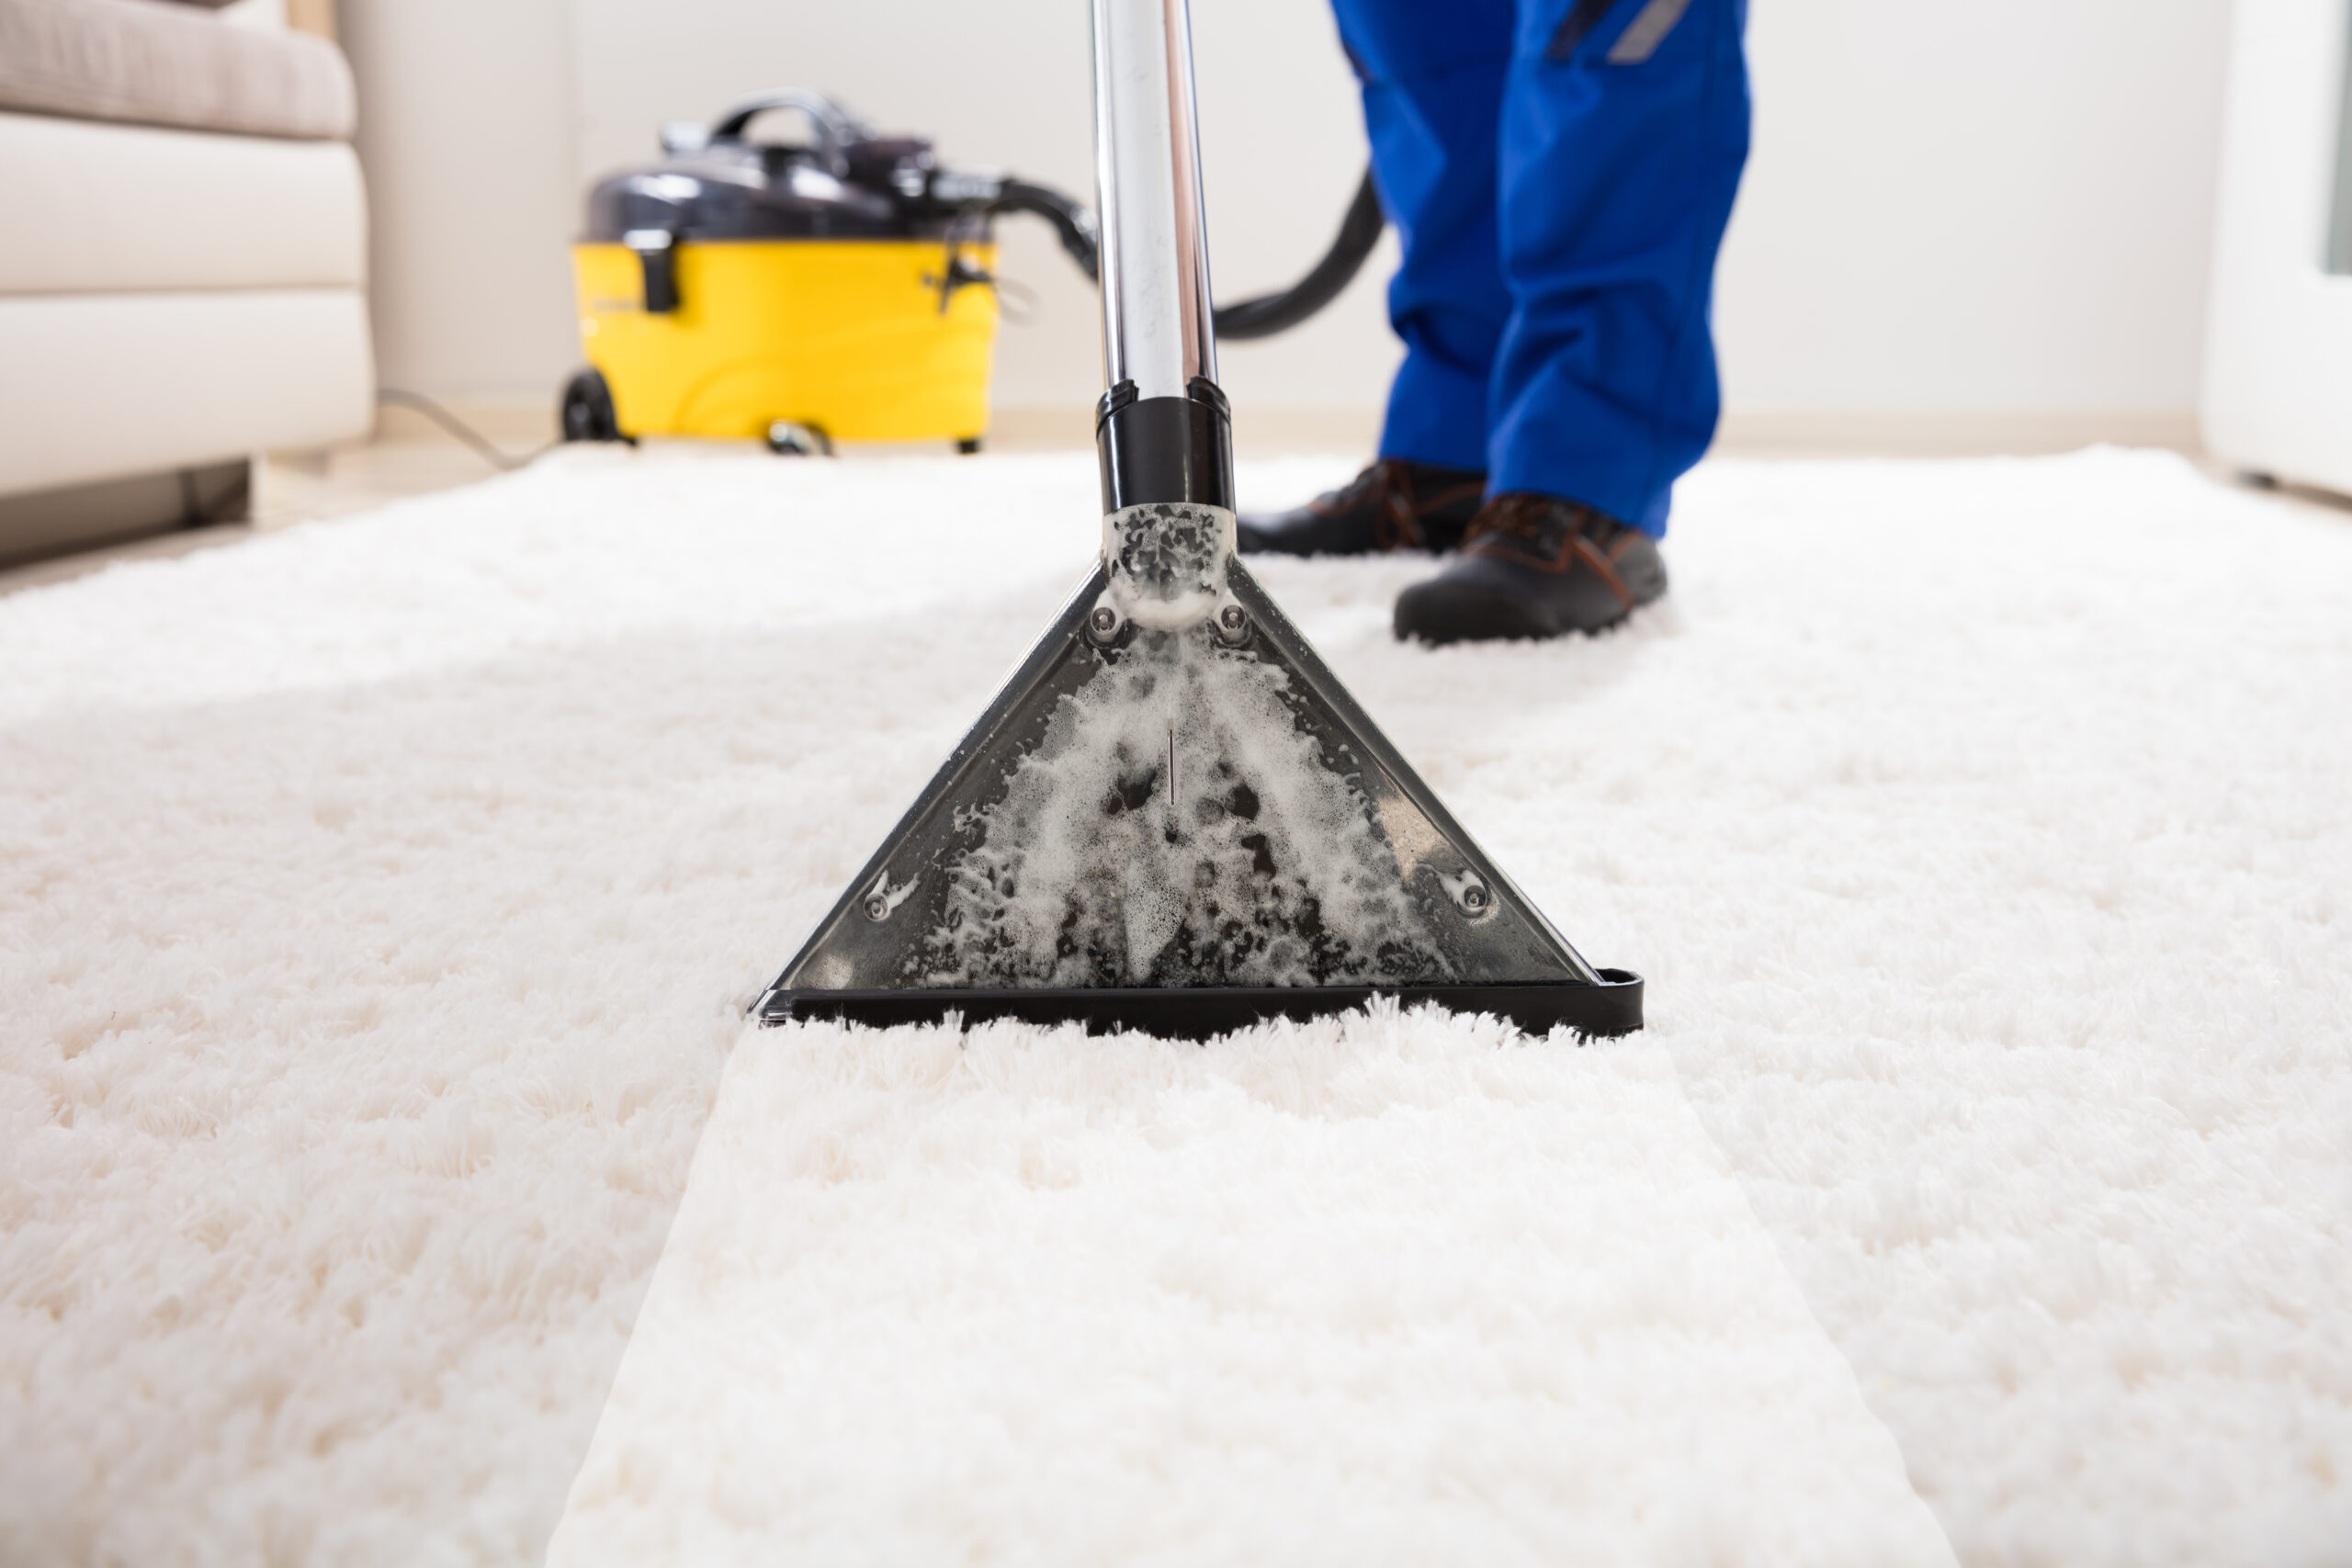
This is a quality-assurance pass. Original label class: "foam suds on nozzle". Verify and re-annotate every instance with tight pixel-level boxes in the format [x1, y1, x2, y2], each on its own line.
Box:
[915, 626, 1447, 987]
[1104, 502, 1230, 630]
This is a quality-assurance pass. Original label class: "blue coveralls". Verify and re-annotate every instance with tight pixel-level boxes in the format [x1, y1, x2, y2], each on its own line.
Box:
[1329, 0, 1750, 538]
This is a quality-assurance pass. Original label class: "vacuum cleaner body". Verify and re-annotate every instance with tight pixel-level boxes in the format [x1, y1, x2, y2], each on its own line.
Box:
[572, 234, 997, 446]
[569, 91, 1088, 450]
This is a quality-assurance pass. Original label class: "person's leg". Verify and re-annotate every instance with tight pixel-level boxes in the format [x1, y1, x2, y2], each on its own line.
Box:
[1330, 0, 1517, 474]
[1487, 0, 1751, 538]
[1236, 0, 1512, 558]
[1390, 0, 1748, 642]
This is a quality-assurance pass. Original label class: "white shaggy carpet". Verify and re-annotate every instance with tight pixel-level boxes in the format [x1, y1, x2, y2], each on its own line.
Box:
[3, 446, 2348, 1565]
[547, 1020, 1954, 1568]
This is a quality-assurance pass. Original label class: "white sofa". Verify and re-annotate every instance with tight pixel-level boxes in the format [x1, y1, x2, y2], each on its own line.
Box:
[0, 0, 372, 565]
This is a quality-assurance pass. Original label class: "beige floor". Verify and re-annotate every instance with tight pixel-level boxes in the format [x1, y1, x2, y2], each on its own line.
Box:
[4, 404, 2333, 601]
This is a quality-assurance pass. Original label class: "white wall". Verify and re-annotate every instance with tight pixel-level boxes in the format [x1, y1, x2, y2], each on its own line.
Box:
[340, 0, 583, 401]
[1716, 0, 2234, 419]
[342, 0, 2237, 430]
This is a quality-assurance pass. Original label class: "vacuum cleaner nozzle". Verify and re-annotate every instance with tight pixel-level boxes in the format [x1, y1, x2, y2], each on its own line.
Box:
[756, 539, 1642, 1040]
[754, 0, 1639, 1042]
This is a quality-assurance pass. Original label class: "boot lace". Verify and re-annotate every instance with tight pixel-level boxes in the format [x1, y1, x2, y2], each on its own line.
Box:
[1317, 459, 1427, 550]
[1464, 491, 1562, 546]
[1463, 494, 1635, 607]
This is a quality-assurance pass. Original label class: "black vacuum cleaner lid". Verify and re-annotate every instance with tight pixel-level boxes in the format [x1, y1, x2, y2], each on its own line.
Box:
[582, 129, 959, 243]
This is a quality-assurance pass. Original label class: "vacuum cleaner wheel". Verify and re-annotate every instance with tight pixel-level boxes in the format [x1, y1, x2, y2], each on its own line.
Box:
[559, 367, 623, 443]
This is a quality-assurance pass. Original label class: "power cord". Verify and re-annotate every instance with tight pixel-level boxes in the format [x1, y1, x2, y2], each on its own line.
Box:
[377, 388, 559, 472]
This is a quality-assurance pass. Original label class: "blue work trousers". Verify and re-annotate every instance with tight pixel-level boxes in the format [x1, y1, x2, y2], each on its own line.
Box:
[1329, 0, 1750, 537]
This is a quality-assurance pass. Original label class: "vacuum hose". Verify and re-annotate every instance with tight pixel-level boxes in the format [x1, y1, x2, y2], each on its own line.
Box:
[983, 179, 1105, 282]
[1210, 167, 1385, 340]
[979, 166, 1386, 342]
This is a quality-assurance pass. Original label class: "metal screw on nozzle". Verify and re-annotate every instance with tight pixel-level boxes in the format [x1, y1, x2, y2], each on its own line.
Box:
[1461, 885, 1489, 912]
[1219, 604, 1247, 634]
[864, 894, 891, 921]
[1090, 605, 1120, 637]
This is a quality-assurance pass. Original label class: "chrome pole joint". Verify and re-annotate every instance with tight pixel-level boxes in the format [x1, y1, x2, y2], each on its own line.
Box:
[1088, 0, 1235, 520]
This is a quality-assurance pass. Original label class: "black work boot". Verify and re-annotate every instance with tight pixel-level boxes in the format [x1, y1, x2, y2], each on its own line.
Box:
[1393, 492, 1667, 644]
[1236, 457, 1487, 557]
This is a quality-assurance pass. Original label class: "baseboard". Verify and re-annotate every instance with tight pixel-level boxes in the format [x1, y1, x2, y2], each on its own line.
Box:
[1713, 410, 2202, 458]
[989, 404, 1383, 457]
[358, 399, 2208, 463]
[989, 406, 2204, 461]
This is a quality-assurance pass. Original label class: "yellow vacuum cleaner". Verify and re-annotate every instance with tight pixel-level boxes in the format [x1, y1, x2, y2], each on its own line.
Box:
[561, 90, 1098, 455]
[561, 87, 1387, 457]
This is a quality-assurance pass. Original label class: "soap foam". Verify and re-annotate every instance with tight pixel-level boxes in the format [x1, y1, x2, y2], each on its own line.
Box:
[915, 626, 1448, 987]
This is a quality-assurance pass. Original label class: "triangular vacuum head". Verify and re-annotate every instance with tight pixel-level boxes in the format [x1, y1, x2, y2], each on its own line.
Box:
[756, 503, 1640, 1041]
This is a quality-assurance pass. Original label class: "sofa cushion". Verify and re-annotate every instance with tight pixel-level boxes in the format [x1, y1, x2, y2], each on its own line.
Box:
[0, 0, 354, 140]
[0, 288, 374, 497]
[0, 111, 365, 294]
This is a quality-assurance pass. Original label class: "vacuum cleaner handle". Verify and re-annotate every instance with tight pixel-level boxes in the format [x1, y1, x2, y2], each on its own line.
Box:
[704, 89, 868, 175]
[1088, 0, 1235, 516]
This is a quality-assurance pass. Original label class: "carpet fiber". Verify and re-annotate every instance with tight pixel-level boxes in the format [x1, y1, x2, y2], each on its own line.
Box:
[2, 447, 2347, 1565]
